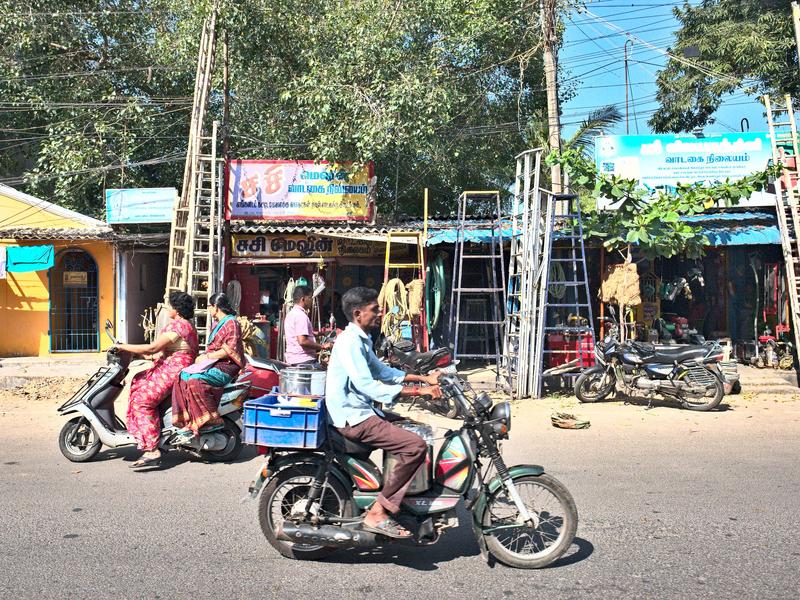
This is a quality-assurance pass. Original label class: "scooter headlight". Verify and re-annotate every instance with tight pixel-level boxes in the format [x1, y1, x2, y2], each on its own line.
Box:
[489, 402, 511, 438]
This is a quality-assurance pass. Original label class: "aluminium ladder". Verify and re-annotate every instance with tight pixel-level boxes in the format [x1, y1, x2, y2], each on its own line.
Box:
[448, 191, 509, 390]
[531, 193, 595, 398]
[504, 149, 543, 398]
[165, 11, 222, 346]
[763, 94, 800, 360]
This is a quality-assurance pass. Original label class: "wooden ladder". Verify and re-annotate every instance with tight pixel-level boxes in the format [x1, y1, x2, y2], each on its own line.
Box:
[165, 10, 220, 346]
[764, 94, 800, 359]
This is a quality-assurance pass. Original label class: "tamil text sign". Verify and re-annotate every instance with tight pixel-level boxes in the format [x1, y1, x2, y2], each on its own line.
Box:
[594, 133, 774, 207]
[226, 160, 376, 221]
[232, 234, 397, 259]
[105, 188, 176, 224]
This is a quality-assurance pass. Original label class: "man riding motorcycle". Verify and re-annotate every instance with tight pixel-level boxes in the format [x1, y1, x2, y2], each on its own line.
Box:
[325, 287, 441, 539]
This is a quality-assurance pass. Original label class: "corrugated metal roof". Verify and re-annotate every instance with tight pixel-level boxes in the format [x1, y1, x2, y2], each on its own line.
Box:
[0, 226, 114, 241]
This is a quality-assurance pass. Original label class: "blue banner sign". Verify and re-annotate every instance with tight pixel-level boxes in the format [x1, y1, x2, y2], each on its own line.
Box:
[594, 132, 774, 207]
[105, 188, 176, 224]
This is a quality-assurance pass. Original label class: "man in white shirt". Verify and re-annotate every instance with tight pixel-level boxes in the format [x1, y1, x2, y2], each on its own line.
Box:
[326, 287, 441, 539]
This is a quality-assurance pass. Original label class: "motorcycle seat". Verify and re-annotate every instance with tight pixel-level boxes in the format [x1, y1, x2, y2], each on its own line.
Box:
[245, 355, 287, 371]
[394, 347, 450, 371]
[326, 427, 375, 459]
[648, 347, 708, 363]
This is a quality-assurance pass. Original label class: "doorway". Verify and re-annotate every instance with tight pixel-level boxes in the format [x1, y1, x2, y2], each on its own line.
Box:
[50, 248, 99, 352]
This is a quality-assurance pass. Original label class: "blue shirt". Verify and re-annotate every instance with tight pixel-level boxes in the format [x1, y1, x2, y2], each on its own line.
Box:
[325, 323, 406, 428]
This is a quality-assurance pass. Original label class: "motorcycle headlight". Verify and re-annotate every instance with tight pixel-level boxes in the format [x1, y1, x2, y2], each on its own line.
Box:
[490, 402, 511, 437]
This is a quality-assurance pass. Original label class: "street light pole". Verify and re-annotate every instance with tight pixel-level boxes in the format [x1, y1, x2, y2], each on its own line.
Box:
[624, 40, 633, 135]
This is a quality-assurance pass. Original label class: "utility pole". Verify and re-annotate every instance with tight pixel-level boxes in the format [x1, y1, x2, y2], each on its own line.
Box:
[793, 2, 800, 75]
[541, 0, 562, 192]
[624, 40, 633, 135]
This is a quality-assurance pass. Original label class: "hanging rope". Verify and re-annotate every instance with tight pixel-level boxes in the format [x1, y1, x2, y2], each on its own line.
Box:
[548, 262, 566, 299]
[378, 277, 409, 340]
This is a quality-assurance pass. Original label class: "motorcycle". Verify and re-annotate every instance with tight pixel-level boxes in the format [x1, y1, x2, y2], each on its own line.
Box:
[249, 374, 578, 569]
[57, 321, 252, 463]
[379, 337, 461, 418]
[574, 310, 726, 411]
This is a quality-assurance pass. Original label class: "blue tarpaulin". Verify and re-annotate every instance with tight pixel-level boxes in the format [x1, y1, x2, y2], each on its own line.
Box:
[424, 211, 781, 247]
[5, 244, 54, 272]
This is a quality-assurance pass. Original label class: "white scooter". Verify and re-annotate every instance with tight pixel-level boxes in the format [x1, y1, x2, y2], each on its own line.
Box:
[57, 321, 249, 463]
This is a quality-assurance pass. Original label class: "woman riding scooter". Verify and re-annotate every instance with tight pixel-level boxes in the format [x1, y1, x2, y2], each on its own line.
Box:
[172, 293, 244, 440]
[114, 292, 198, 468]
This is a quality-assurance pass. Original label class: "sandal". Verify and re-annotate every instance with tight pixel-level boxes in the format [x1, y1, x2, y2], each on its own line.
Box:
[172, 429, 196, 444]
[360, 517, 413, 539]
[130, 455, 161, 468]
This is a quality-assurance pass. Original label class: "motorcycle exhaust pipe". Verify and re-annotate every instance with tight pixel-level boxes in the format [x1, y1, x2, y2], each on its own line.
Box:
[277, 523, 378, 548]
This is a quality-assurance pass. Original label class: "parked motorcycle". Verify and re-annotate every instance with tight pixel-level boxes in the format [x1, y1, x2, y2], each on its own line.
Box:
[250, 374, 578, 569]
[57, 321, 251, 463]
[575, 311, 726, 411]
[379, 337, 460, 418]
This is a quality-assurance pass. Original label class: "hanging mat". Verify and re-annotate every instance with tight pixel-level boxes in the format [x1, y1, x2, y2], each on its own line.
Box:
[5, 245, 54, 273]
[599, 262, 641, 306]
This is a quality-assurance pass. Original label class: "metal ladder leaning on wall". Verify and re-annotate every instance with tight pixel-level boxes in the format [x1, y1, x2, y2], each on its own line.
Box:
[448, 191, 508, 390]
[763, 94, 800, 359]
[165, 11, 222, 346]
[530, 193, 595, 398]
[504, 149, 542, 399]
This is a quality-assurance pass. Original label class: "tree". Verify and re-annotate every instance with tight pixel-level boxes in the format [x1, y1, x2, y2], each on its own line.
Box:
[0, 0, 555, 218]
[649, 0, 796, 133]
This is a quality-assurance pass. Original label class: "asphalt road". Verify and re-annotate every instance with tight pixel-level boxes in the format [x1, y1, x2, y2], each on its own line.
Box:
[1, 389, 799, 600]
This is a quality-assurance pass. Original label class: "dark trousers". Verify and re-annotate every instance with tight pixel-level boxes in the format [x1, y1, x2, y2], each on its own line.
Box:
[338, 415, 427, 514]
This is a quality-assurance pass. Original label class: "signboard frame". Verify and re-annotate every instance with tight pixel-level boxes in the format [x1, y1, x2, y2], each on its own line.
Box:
[105, 188, 177, 225]
[225, 159, 376, 222]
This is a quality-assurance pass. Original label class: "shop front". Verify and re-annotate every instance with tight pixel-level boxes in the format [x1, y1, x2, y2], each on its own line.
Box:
[225, 225, 409, 359]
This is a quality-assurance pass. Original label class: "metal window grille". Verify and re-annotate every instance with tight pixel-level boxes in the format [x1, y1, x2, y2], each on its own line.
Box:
[49, 249, 99, 352]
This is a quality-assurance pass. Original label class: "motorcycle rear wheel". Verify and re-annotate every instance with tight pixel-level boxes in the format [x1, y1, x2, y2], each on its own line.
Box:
[58, 417, 102, 462]
[678, 377, 724, 411]
[259, 464, 354, 560]
[483, 473, 578, 569]
[574, 366, 614, 403]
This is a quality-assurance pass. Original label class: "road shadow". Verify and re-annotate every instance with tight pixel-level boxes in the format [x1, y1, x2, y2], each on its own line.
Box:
[113, 441, 261, 472]
[320, 504, 481, 571]
[545, 536, 594, 568]
[595, 394, 732, 412]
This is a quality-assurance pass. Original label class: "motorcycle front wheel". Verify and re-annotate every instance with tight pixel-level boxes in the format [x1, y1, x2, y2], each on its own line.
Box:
[483, 473, 578, 569]
[259, 464, 354, 560]
[678, 377, 724, 411]
[574, 366, 615, 403]
[58, 417, 102, 462]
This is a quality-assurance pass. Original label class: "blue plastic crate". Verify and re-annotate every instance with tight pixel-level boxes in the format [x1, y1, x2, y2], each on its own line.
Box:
[243, 392, 327, 449]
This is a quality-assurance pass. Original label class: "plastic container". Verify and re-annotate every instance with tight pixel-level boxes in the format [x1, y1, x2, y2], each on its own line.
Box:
[243, 391, 327, 449]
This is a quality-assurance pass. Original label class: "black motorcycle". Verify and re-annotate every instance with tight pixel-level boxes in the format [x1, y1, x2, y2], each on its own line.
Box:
[574, 312, 726, 411]
[379, 337, 461, 418]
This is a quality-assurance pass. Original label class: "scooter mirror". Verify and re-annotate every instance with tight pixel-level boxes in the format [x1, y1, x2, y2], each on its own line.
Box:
[105, 319, 113, 331]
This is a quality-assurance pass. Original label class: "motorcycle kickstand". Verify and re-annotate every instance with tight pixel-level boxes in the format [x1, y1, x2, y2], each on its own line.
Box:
[645, 392, 655, 410]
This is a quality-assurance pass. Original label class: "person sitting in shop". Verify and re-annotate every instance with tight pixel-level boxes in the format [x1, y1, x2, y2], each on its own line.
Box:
[284, 285, 332, 366]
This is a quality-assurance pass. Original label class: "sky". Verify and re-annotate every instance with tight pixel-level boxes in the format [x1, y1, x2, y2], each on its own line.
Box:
[560, 0, 770, 139]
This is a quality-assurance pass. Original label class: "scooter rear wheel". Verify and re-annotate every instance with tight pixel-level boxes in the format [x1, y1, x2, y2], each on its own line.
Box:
[259, 463, 353, 560]
[58, 417, 101, 462]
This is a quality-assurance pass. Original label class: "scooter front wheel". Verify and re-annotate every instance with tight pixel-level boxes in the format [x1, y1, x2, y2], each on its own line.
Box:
[58, 417, 102, 462]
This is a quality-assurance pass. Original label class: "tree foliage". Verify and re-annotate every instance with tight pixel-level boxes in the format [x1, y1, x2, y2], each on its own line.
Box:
[0, 0, 558, 218]
[649, 0, 796, 133]
[550, 148, 779, 259]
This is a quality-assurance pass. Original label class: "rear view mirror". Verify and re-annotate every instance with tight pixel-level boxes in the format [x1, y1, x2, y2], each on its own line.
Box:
[105, 319, 113, 331]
